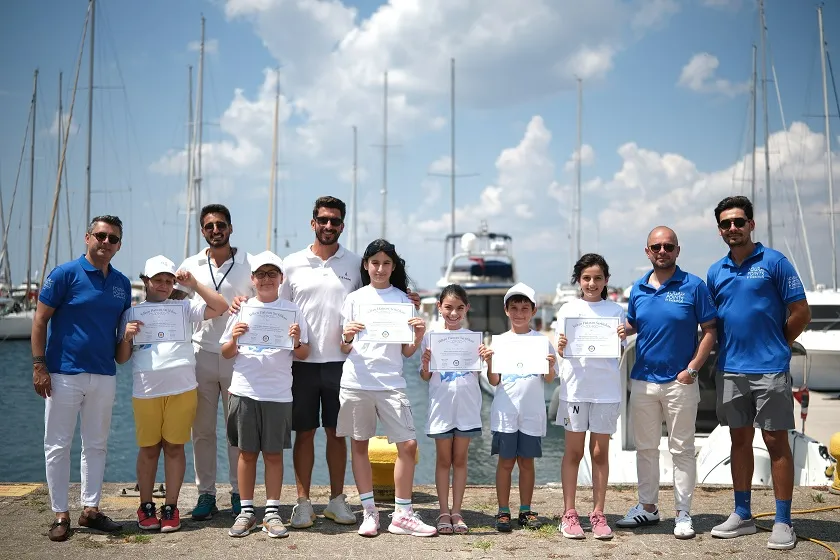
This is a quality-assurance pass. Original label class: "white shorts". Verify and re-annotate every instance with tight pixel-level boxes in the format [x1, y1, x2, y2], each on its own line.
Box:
[336, 387, 416, 444]
[556, 400, 620, 434]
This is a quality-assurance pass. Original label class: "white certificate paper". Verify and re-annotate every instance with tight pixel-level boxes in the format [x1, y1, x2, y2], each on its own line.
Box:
[563, 316, 621, 358]
[133, 302, 188, 344]
[429, 331, 482, 372]
[491, 335, 550, 375]
[356, 303, 415, 344]
[238, 304, 296, 349]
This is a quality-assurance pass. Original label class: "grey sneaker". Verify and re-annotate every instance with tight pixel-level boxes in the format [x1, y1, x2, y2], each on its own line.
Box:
[262, 512, 289, 538]
[290, 498, 316, 529]
[711, 513, 757, 538]
[324, 494, 356, 525]
[228, 511, 257, 537]
[767, 522, 796, 550]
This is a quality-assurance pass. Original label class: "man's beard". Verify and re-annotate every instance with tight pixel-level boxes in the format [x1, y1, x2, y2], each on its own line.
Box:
[316, 230, 339, 245]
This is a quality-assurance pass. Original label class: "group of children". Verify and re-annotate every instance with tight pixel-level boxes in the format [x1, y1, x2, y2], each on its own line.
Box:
[119, 239, 628, 540]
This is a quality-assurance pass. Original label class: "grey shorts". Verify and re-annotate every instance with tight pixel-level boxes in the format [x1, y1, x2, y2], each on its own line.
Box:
[490, 431, 542, 459]
[226, 394, 293, 453]
[427, 427, 482, 440]
[716, 371, 795, 431]
[335, 387, 416, 444]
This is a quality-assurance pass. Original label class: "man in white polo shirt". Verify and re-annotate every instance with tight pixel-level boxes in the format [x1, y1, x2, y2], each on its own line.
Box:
[175, 204, 255, 521]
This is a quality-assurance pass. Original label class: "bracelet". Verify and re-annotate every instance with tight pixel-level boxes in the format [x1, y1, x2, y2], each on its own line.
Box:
[33, 356, 46, 365]
[342, 335, 353, 344]
[294, 341, 302, 349]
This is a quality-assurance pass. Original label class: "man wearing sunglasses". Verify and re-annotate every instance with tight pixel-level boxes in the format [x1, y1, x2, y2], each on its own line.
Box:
[706, 196, 811, 550]
[32, 215, 132, 541]
[175, 204, 256, 521]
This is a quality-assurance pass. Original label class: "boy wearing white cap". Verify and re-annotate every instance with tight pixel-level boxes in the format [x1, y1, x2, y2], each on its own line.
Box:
[220, 251, 311, 539]
[488, 282, 558, 533]
[116, 255, 229, 533]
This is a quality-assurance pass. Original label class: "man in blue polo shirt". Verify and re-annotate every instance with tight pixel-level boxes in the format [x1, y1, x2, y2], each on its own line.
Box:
[32, 215, 132, 542]
[706, 196, 811, 551]
[616, 226, 716, 540]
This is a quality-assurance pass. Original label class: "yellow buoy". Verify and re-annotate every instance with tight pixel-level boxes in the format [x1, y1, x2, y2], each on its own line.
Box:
[367, 435, 420, 502]
[828, 432, 840, 495]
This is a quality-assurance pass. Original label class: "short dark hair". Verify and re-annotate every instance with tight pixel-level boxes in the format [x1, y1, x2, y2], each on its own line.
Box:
[572, 253, 610, 300]
[313, 196, 346, 220]
[200, 204, 232, 225]
[87, 215, 123, 236]
[504, 294, 535, 310]
[714, 196, 753, 222]
[439, 284, 469, 306]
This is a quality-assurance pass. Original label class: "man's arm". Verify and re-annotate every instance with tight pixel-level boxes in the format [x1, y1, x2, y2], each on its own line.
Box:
[688, 319, 716, 372]
[784, 299, 811, 345]
[31, 302, 57, 398]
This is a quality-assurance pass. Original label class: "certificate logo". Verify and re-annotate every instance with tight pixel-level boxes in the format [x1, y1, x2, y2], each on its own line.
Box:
[157, 332, 164, 339]
[516, 362, 523, 369]
[382, 331, 390, 338]
[453, 359, 460, 367]
[262, 335, 270, 343]
[588, 345, 595, 353]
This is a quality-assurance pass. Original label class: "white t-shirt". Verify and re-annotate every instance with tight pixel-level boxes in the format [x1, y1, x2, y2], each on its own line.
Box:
[177, 248, 256, 353]
[340, 285, 413, 391]
[490, 330, 558, 437]
[279, 244, 362, 363]
[120, 299, 207, 399]
[555, 298, 626, 404]
[421, 328, 483, 434]
[219, 298, 309, 402]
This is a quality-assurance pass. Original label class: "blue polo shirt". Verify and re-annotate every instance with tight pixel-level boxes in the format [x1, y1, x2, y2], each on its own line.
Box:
[39, 255, 132, 376]
[627, 267, 717, 384]
[706, 243, 805, 374]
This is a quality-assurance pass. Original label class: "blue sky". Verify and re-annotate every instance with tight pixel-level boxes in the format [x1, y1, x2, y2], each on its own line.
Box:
[1, 0, 838, 296]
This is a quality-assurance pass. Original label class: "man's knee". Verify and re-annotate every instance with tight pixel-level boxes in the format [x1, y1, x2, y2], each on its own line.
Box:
[294, 429, 316, 446]
[761, 430, 792, 456]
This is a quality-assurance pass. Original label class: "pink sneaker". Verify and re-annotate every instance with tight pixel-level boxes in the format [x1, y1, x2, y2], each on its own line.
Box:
[358, 510, 379, 537]
[560, 509, 585, 539]
[387, 510, 437, 537]
[590, 511, 613, 540]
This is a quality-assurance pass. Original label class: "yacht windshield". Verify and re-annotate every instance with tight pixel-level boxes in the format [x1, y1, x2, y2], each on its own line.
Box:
[805, 305, 840, 331]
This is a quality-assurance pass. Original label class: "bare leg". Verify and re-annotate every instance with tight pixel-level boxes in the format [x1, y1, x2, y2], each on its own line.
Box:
[730, 427, 755, 492]
[496, 457, 516, 508]
[237, 451, 259, 502]
[293, 429, 315, 499]
[762, 430, 793, 500]
[451, 437, 471, 514]
[137, 443, 162, 504]
[589, 433, 610, 512]
[394, 440, 418, 500]
[561, 431, 587, 512]
[435, 438, 453, 516]
[350, 439, 373, 494]
[517, 457, 535, 507]
[263, 452, 284, 502]
[161, 440, 185, 506]
[325, 428, 347, 499]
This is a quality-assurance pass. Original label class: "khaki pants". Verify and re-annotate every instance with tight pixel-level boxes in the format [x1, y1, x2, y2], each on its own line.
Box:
[630, 379, 700, 513]
[192, 347, 239, 495]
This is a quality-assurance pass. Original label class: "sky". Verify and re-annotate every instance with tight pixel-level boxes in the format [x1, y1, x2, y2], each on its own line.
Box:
[1, 0, 838, 297]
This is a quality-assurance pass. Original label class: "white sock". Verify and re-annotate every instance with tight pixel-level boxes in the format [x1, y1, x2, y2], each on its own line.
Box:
[360, 491, 376, 513]
[395, 497, 412, 514]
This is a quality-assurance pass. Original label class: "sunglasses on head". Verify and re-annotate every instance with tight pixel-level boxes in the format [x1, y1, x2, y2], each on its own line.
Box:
[718, 217, 748, 230]
[649, 243, 676, 253]
[253, 270, 280, 280]
[202, 221, 229, 232]
[91, 231, 121, 244]
[315, 216, 343, 227]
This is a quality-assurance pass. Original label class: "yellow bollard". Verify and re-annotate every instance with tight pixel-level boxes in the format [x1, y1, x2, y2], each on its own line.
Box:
[367, 435, 420, 502]
[828, 432, 840, 495]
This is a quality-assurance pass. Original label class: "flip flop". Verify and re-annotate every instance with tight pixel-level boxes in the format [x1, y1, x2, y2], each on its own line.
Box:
[436, 513, 453, 534]
[451, 512, 469, 534]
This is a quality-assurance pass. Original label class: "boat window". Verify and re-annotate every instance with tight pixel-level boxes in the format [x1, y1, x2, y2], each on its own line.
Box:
[804, 305, 840, 331]
[467, 295, 509, 335]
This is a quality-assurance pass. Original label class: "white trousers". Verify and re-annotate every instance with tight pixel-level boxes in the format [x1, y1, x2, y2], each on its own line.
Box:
[44, 373, 117, 513]
[630, 378, 699, 513]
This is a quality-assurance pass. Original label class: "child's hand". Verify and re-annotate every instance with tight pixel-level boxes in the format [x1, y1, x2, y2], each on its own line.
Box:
[556, 334, 568, 351]
[547, 353, 556, 368]
[288, 322, 301, 345]
[420, 348, 431, 371]
[229, 295, 249, 314]
[343, 321, 365, 342]
[175, 269, 197, 290]
[408, 317, 426, 341]
[123, 320, 143, 343]
[617, 323, 626, 341]
[478, 344, 494, 362]
[231, 322, 249, 341]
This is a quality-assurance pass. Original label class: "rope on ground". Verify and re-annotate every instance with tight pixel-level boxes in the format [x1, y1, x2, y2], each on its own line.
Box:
[753, 505, 840, 560]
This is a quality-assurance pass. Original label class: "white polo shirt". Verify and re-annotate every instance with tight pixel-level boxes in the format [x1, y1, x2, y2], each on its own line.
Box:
[177, 247, 256, 354]
[279, 243, 362, 363]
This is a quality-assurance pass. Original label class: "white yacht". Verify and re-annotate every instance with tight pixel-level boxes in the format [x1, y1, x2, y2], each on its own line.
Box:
[0, 298, 34, 340]
[793, 287, 840, 391]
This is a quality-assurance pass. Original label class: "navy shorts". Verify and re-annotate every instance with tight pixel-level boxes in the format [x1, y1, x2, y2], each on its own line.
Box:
[490, 430, 542, 459]
[291, 361, 343, 431]
[427, 427, 482, 440]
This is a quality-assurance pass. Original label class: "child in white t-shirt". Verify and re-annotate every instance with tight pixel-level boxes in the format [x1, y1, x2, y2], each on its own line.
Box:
[336, 238, 436, 538]
[555, 253, 627, 540]
[219, 251, 311, 539]
[116, 255, 229, 533]
[488, 282, 558, 533]
[419, 284, 492, 535]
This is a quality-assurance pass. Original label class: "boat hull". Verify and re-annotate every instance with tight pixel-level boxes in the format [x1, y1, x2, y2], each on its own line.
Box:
[0, 310, 34, 340]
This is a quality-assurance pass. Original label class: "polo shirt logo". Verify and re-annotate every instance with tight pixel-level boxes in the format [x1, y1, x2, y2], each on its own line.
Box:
[112, 286, 127, 300]
[339, 272, 352, 282]
[746, 265, 769, 279]
[664, 291, 684, 304]
[787, 276, 802, 290]
[42, 278, 54, 292]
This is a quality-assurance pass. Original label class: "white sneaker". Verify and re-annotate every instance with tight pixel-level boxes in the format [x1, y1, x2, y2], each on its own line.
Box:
[674, 511, 695, 539]
[387, 510, 437, 537]
[616, 503, 661, 528]
[290, 498, 316, 529]
[358, 509, 380, 537]
[324, 493, 357, 525]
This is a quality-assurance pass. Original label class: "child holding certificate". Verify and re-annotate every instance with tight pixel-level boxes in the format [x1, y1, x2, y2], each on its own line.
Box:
[487, 282, 558, 533]
[554, 253, 626, 540]
[337, 238, 435, 538]
[116, 255, 229, 533]
[419, 284, 493, 535]
[219, 251, 311, 538]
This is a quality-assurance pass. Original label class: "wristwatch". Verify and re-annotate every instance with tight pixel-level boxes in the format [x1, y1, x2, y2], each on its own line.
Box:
[687, 368, 699, 379]
[342, 334, 353, 344]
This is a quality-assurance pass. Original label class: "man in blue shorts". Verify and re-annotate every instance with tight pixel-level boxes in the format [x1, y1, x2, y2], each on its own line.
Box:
[706, 196, 811, 550]
[32, 215, 132, 542]
[618, 226, 716, 539]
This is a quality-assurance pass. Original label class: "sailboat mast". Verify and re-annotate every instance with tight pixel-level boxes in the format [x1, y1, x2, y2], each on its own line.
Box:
[194, 15, 205, 252]
[27, 69, 38, 308]
[450, 58, 456, 257]
[352, 125, 358, 253]
[84, 0, 95, 227]
[759, 0, 772, 246]
[575, 77, 582, 260]
[267, 68, 280, 251]
[55, 71, 63, 268]
[381, 71, 388, 239]
[818, 6, 837, 291]
[751, 45, 757, 203]
[183, 65, 194, 261]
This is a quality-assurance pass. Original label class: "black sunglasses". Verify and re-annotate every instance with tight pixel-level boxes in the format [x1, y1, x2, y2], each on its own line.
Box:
[253, 270, 281, 280]
[649, 243, 676, 253]
[203, 221, 229, 232]
[315, 216, 343, 227]
[718, 217, 748, 230]
[91, 231, 121, 244]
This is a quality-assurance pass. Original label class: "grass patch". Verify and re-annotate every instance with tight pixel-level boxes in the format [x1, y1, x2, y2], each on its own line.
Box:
[124, 534, 152, 544]
[811, 492, 826, 503]
[469, 525, 495, 533]
[610, 484, 632, 492]
[529, 523, 557, 539]
[470, 501, 496, 513]
[472, 539, 493, 551]
[76, 539, 105, 549]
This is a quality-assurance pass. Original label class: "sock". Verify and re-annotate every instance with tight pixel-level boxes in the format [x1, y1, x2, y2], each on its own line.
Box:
[498, 506, 511, 515]
[519, 505, 531, 514]
[775, 499, 792, 526]
[240, 499, 255, 515]
[395, 497, 412, 514]
[360, 492, 376, 514]
[734, 491, 751, 520]
[265, 499, 280, 516]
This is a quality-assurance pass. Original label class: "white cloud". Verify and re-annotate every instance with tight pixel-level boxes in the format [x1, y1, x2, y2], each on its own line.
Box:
[678, 52, 749, 97]
[702, 0, 742, 9]
[632, 0, 679, 31]
[48, 110, 79, 138]
[188, 38, 219, 54]
[428, 155, 456, 175]
[563, 144, 595, 172]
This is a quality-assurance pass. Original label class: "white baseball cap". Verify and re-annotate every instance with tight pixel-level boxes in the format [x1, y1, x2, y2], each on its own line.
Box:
[250, 250, 283, 273]
[503, 282, 536, 305]
[143, 255, 176, 278]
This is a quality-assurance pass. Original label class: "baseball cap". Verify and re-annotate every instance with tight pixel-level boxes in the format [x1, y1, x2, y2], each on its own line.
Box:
[250, 250, 283, 273]
[143, 255, 176, 278]
[503, 282, 536, 305]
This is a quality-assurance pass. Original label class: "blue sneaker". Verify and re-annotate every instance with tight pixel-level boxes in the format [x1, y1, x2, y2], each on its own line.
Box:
[191, 493, 218, 521]
[231, 493, 241, 516]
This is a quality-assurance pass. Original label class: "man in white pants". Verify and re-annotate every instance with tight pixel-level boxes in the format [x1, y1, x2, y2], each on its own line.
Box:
[32, 215, 132, 541]
[617, 226, 717, 539]
[176, 204, 254, 520]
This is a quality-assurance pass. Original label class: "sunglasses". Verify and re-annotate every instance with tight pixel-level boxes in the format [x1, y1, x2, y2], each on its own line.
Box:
[91, 231, 121, 244]
[718, 217, 748, 230]
[315, 216, 343, 227]
[253, 270, 281, 280]
[203, 221, 229, 232]
[649, 243, 676, 253]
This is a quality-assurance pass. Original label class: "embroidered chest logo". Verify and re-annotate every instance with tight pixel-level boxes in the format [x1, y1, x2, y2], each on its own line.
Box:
[112, 286, 127, 300]
[664, 291, 684, 304]
[338, 271, 352, 282]
[787, 276, 802, 291]
[746, 265, 769, 280]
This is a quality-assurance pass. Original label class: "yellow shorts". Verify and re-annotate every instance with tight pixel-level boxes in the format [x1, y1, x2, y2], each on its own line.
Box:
[132, 390, 198, 447]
